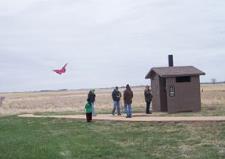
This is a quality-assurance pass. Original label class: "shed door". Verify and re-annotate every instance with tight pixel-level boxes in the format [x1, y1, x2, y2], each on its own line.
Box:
[160, 77, 168, 112]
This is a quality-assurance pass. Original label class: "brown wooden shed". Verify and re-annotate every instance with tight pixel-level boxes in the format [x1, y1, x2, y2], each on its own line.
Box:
[145, 57, 205, 113]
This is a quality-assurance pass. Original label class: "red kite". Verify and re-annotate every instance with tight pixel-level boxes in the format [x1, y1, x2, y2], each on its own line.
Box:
[53, 63, 68, 75]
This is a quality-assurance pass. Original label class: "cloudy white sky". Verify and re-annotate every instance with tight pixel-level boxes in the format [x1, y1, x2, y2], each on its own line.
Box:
[0, 0, 225, 92]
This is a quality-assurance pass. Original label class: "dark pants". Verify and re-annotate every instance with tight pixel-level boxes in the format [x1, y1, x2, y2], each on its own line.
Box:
[86, 113, 92, 122]
[146, 101, 152, 114]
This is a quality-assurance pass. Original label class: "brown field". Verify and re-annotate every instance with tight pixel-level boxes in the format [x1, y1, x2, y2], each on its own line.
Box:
[0, 84, 225, 117]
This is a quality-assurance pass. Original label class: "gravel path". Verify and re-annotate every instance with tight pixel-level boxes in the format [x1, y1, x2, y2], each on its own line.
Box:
[18, 113, 225, 123]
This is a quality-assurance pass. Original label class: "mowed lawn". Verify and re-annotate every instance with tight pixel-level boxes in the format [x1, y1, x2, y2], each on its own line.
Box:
[1, 117, 225, 159]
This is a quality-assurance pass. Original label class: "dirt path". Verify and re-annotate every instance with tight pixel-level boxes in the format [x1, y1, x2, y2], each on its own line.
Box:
[18, 113, 225, 122]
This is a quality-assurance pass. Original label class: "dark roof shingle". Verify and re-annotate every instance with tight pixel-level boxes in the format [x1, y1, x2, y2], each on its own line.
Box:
[145, 66, 205, 79]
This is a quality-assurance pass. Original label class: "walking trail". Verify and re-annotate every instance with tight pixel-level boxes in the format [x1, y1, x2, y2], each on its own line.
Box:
[18, 113, 225, 122]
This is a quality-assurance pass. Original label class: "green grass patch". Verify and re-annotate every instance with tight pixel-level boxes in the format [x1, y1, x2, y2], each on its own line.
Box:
[0, 117, 225, 159]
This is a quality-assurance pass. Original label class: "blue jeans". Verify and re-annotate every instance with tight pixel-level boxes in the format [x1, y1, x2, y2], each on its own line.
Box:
[112, 101, 121, 115]
[125, 104, 132, 117]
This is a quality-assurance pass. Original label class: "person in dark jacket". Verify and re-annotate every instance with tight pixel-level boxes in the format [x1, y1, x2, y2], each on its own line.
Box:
[87, 89, 96, 116]
[112, 86, 122, 116]
[123, 84, 133, 118]
[144, 85, 153, 114]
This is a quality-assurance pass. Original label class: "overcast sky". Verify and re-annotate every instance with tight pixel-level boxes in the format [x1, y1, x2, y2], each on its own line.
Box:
[0, 0, 225, 92]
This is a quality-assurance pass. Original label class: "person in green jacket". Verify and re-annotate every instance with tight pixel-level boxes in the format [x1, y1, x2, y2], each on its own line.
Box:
[85, 100, 93, 122]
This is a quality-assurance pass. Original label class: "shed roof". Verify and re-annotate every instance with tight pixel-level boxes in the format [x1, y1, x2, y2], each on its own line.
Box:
[145, 66, 205, 79]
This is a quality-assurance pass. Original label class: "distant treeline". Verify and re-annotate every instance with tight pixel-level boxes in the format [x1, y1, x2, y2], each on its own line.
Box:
[39, 89, 68, 92]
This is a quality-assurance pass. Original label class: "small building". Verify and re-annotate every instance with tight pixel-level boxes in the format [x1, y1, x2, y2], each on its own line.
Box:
[145, 55, 205, 113]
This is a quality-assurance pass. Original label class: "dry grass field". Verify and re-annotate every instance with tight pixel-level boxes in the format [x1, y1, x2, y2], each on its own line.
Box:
[0, 84, 225, 117]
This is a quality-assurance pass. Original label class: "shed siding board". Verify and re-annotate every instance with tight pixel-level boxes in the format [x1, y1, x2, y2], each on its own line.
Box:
[151, 74, 161, 112]
[166, 78, 176, 113]
[166, 76, 201, 113]
[159, 77, 167, 112]
[191, 76, 201, 111]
